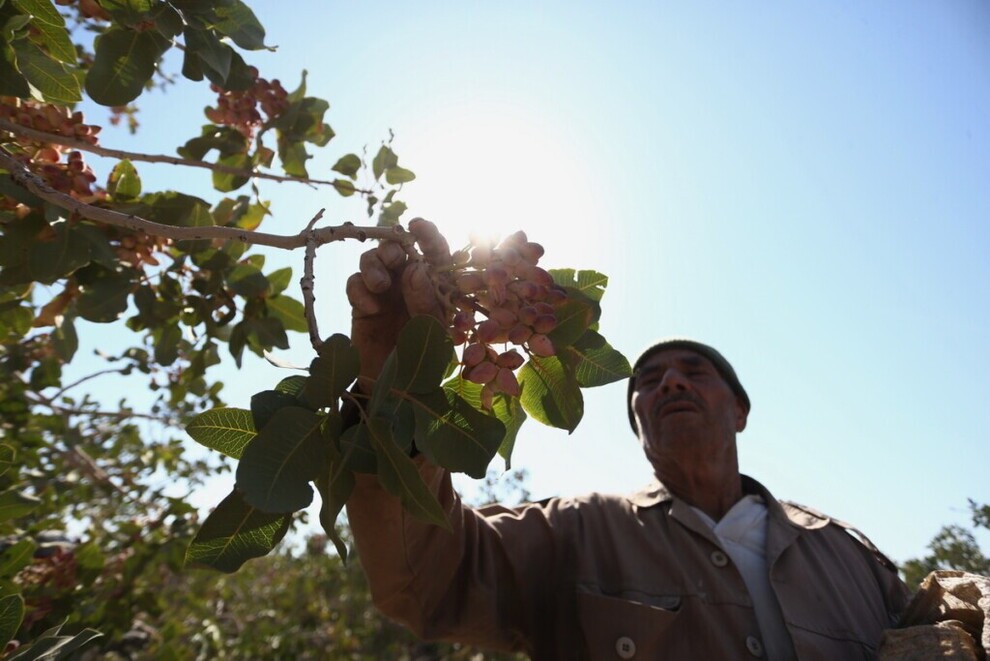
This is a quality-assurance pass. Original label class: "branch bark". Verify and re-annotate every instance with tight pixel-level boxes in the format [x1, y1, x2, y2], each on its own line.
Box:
[0, 118, 374, 192]
[0, 146, 414, 250]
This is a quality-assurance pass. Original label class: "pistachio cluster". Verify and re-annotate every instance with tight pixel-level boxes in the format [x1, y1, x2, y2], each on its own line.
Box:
[427, 230, 567, 408]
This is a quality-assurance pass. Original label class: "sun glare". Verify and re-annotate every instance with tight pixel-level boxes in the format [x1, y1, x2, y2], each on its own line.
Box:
[401, 101, 609, 268]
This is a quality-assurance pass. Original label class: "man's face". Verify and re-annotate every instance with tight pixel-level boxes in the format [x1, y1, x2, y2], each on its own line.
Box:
[630, 349, 748, 462]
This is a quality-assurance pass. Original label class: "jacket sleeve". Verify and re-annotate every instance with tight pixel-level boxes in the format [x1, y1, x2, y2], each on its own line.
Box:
[344, 457, 567, 653]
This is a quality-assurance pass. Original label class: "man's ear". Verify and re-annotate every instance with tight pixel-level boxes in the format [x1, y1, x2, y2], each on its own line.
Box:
[735, 398, 748, 432]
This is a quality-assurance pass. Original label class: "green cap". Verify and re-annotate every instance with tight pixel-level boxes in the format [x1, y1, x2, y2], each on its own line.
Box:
[626, 339, 750, 433]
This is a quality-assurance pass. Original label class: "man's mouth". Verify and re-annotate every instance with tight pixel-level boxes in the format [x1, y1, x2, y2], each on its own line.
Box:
[656, 398, 700, 418]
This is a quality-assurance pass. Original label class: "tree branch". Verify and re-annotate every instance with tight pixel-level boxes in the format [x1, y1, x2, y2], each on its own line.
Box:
[0, 118, 374, 191]
[301, 208, 324, 351]
[53, 367, 131, 400]
[0, 146, 415, 250]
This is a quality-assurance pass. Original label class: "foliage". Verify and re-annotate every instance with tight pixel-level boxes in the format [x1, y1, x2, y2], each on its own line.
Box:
[900, 499, 990, 590]
[0, 0, 629, 655]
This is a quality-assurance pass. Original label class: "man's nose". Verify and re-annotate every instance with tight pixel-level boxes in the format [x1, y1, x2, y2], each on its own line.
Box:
[660, 369, 689, 392]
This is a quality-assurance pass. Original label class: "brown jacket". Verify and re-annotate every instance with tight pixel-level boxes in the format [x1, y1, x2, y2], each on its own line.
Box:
[347, 461, 910, 659]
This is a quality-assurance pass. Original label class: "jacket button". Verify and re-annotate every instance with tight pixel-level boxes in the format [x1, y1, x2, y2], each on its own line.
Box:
[710, 550, 728, 567]
[746, 635, 764, 657]
[615, 636, 636, 659]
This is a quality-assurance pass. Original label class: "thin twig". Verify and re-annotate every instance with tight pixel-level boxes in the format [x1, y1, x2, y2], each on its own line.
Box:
[0, 146, 414, 250]
[52, 367, 130, 400]
[301, 208, 325, 351]
[0, 118, 375, 192]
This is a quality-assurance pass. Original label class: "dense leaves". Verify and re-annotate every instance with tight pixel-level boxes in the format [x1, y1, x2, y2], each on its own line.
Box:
[0, 0, 630, 654]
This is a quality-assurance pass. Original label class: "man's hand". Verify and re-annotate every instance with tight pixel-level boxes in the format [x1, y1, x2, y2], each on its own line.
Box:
[346, 218, 452, 388]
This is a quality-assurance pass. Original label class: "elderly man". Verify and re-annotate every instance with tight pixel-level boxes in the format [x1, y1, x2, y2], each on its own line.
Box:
[345, 220, 910, 659]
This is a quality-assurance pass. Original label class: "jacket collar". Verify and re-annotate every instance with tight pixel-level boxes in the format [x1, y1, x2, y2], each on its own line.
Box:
[625, 474, 832, 533]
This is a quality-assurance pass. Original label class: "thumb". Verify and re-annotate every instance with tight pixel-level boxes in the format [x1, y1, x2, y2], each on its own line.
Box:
[401, 261, 445, 320]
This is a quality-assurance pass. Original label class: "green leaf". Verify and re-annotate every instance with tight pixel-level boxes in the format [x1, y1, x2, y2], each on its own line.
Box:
[11, 37, 80, 103]
[236, 407, 330, 513]
[385, 166, 415, 185]
[278, 138, 309, 178]
[249, 389, 297, 431]
[51, 315, 77, 361]
[185, 489, 291, 573]
[490, 390, 527, 468]
[266, 294, 306, 333]
[213, 0, 267, 51]
[220, 48, 255, 91]
[227, 262, 269, 298]
[518, 354, 584, 433]
[394, 315, 454, 394]
[153, 321, 181, 366]
[99, 0, 156, 26]
[339, 422, 377, 474]
[372, 145, 398, 181]
[266, 266, 292, 296]
[410, 389, 504, 479]
[107, 159, 142, 201]
[179, 125, 248, 161]
[560, 330, 632, 387]
[546, 297, 597, 349]
[303, 334, 359, 410]
[0, 539, 35, 579]
[331, 153, 361, 179]
[0, 488, 40, 523]
[212, 152, 252, 192]
[75, 269, 131, 322]
[379, 200, 407, 227]
[316, 417, 352, 560]
[0, 594, 24, 650]
[366, 417, 450, 530]
[0, 305, 31, 340]
[183, 27, 231, 83]
[13, 0, 75, 63]
[0, 443, 15, 478]
[274, 375, 308, 397]
[0, 40, 30, 97]
[27, 222, 91, 283]
[4, 623, 101, 660]
[549, 268, 609, 303]
[85, 27, 169, 106]
[186, 407, 255, 459]
[332, 178, 355, 197]
[245, 316, 289, 351]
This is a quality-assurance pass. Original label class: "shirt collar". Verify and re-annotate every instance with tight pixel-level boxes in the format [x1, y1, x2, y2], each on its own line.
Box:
[625, 474, 831, 531]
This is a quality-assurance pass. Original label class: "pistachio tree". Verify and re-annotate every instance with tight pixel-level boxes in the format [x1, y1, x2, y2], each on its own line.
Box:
[0, 0, 630, 654]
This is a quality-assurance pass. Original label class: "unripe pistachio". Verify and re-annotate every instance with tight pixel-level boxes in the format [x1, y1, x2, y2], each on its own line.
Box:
[519, 241, 545, 264]
[453, 311, 475, 332]
[495, 367, 521, 397]
[532, 314, 557, 334]
[465, 360, 498, 384]
[462, 342, 487, 367]
[496, 350, 525, 370]
[534, 302, 555, 316]
[485, 266, 509, 285]
[489, 307, 517, 329]
[507, 324, 533, 344]
[469, 245, 492, 268]
[480, 383, 495, 410]
[544, 286, 568, 305]
[518, 305, 538, 326]
[476, 319, 501, 343]
[528, 333, 556, 357]
[456, 272, 486, 294]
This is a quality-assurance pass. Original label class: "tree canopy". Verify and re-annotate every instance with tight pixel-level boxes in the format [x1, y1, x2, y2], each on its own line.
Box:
[0, 0, 629, 655]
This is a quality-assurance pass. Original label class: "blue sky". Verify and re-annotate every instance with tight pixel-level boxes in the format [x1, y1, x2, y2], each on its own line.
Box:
[77, 1, 989, 564]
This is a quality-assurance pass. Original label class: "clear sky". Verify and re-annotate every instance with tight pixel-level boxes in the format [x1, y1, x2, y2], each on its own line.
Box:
[76, 1, 990, 566]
